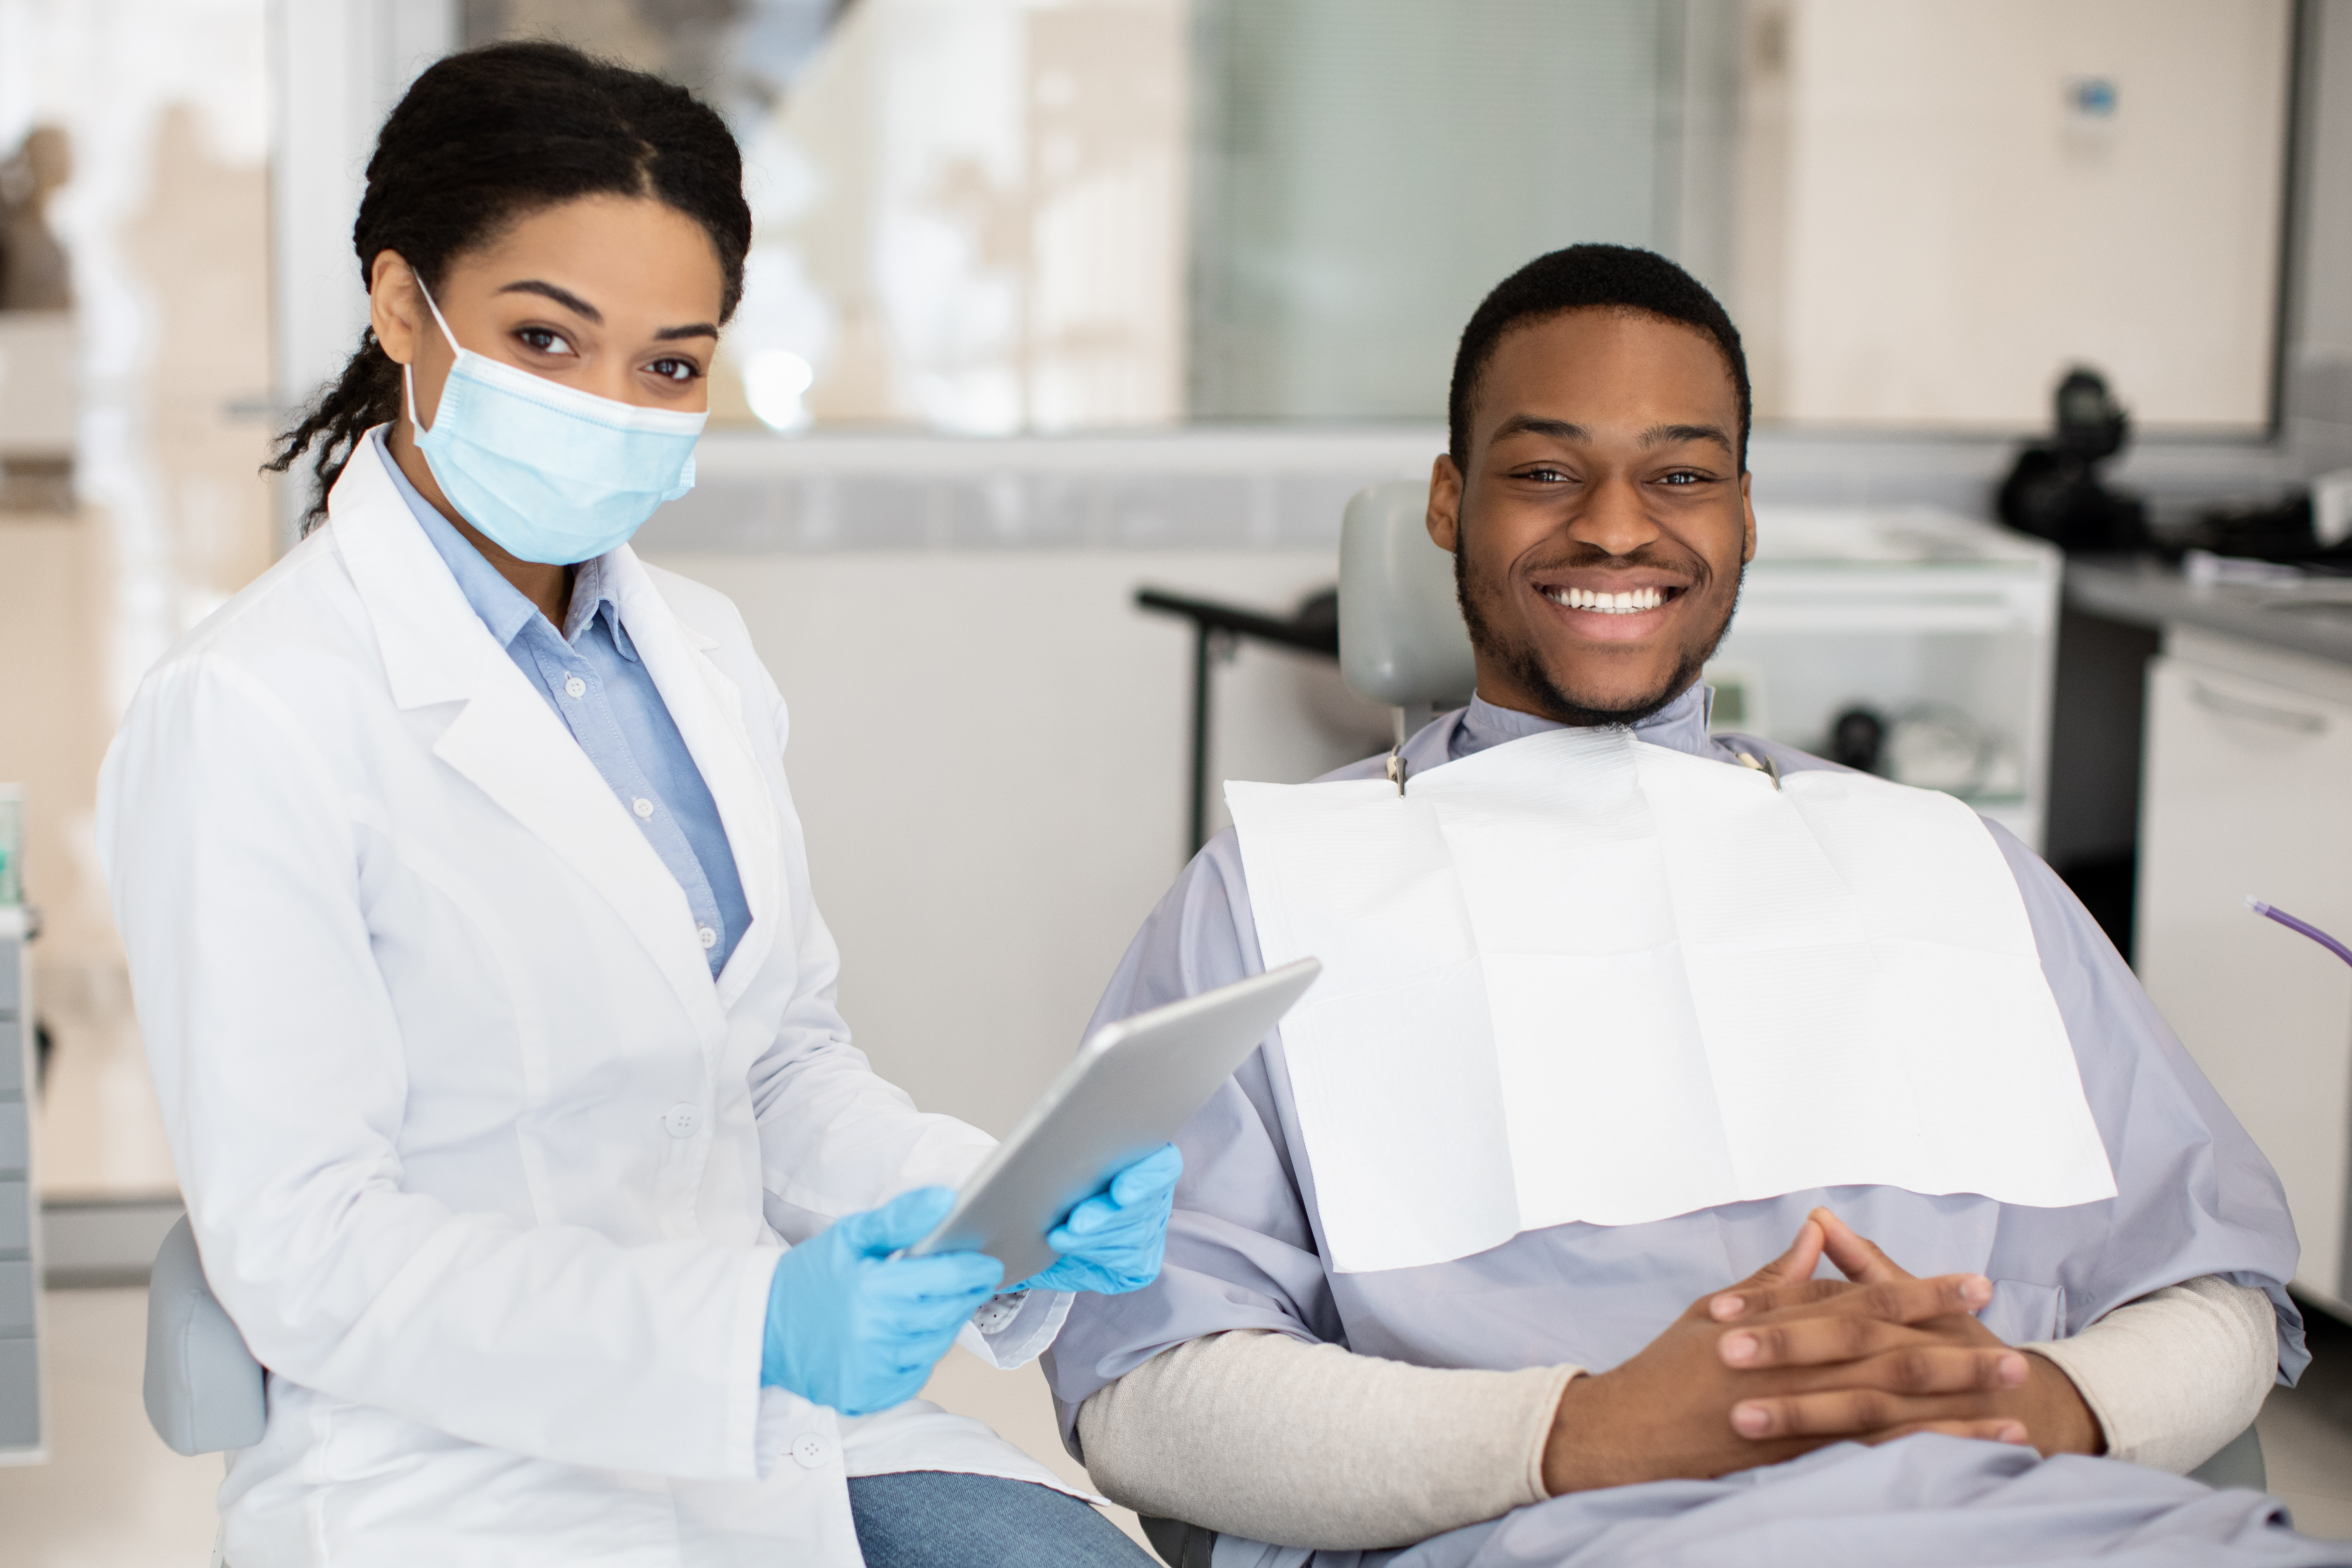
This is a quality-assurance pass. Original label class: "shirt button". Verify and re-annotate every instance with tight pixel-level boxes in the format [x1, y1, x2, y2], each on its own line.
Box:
[662, 1103, 701, 1139]
[563, 676, 586, 698]
[698, 926, 718, 950]
[633, 796, 654, 819]
[791, 1433, 832, 1470]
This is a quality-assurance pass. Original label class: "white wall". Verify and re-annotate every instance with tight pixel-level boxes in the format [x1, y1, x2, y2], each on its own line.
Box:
[1740, 0, 2292, 431]
[642, 546, 1384, 1136]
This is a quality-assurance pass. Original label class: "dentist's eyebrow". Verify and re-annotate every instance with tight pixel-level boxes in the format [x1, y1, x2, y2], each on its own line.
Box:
[496, 280, 603, 322]
[1640, 423, 1734, 452]
[1490, 414, 1593, 443]
[495, 280, 715, 342]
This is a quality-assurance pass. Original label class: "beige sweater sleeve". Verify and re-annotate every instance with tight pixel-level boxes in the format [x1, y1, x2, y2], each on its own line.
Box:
[2024, 1275, 2278, 1474]
[1075, 1278, 2279, 1549]
[1074, 1331, 1578, 1551]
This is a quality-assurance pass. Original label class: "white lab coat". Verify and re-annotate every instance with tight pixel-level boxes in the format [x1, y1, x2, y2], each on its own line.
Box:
[97, 435, 1081, 1567]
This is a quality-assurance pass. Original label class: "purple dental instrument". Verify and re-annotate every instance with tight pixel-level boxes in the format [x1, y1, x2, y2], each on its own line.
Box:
[2246, 897, 2352, 968]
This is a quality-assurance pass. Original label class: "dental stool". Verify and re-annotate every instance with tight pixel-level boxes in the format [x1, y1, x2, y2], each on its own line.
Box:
[144, 1215, 262, 1566]
[146, 1215, 266, 1457]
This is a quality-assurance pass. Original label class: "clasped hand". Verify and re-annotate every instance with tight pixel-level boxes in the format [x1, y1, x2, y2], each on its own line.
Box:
[1541, 1208, 2102, 1493]
[760, 1145, 1182, 1416]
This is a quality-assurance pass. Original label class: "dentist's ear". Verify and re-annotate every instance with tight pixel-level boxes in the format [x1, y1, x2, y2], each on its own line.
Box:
[369, 251, 427, 369]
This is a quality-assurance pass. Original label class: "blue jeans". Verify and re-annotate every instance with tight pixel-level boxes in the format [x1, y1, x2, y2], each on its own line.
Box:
[847, 1471, 1160, 1568]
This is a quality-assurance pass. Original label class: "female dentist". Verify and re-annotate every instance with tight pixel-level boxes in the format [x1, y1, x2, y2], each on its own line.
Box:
[98, 42, 1174, 1568]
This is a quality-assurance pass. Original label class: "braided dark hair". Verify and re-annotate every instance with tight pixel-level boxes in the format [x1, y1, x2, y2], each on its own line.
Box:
[266, 41, 753, 528]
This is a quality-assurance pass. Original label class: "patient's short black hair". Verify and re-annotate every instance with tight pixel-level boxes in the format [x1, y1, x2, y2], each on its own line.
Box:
[1447, 244, 1751, 470]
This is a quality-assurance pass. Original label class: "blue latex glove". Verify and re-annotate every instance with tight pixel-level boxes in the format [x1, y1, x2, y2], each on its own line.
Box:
[1013, 1144, 1182, 1295]
[761, 1187, 1003, 1416]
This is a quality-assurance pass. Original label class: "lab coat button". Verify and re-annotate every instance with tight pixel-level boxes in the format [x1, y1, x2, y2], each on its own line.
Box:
[698, 926, 718, 949]
[791, 1433, 832, 1470]
[633, 796, 655, 819]
[662, 1103, 700, 1138]
[563, 676, 586, 698]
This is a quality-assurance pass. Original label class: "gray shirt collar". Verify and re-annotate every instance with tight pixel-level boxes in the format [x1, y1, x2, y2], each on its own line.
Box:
[1454, 683, 1718, 763]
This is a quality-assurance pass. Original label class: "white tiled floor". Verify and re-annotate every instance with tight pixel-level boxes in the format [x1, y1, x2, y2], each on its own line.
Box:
[4, 1286, 2350, 1567]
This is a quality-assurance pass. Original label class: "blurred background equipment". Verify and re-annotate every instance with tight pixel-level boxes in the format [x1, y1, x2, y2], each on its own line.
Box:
[0, 859, 40, 1465]
[1997, 367, 2149, 554]
[0, 125, 75, 513]
[1134, 583, 1353, 853]
[1826, 705, 1884, 774]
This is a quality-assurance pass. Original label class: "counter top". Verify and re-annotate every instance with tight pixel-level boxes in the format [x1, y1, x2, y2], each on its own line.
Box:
[2067, 557, 2352, 666]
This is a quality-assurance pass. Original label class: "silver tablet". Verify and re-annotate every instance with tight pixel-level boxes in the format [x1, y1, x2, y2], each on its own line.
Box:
[906, 957, 1322, 1283]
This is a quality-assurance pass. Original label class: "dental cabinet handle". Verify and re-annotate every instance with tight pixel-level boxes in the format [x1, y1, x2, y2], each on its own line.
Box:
[2188, 680, 2327, 734]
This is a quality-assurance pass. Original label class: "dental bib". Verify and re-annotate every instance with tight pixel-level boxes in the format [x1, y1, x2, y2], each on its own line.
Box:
[1225, 727, 2116, 1275]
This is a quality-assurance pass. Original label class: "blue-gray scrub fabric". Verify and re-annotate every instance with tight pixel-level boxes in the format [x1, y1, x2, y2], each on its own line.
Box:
[375, 428, 751, 975]
[1045, 687, 2321, 1568]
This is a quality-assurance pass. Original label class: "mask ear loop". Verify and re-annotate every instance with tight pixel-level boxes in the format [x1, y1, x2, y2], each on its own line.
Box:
[403, 275, 461, 436]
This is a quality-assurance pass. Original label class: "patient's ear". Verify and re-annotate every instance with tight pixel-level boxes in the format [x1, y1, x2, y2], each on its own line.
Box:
[1427, 454, 1463, 552]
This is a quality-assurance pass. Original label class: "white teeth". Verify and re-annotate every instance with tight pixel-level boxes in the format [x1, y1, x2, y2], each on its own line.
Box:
[1552, 586, 1667, 613]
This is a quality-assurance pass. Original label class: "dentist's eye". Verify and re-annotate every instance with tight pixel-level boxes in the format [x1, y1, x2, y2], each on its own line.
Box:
[648, 357, 701, 383]
[517, 327, 574, 357]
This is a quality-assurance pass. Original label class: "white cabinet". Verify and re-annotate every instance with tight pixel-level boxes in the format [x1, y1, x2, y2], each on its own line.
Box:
[2137, 629, 2352, 1315]
[1707, 507, 2060, 849]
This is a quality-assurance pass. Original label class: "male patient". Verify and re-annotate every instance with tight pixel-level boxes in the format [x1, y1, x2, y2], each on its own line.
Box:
[1044, 246, 2318, 1568]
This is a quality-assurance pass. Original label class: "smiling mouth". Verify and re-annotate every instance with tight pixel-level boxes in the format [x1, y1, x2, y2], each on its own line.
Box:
[1541, 585, 1681, 615]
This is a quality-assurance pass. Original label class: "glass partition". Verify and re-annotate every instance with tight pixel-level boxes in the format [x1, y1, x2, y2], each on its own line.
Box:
[466, 0, 2297, 436]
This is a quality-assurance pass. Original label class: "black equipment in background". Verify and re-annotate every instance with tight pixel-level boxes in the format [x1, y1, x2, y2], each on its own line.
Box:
[1135, 587, 1341, 855]
[1828, 706, 1885, 774]
[1997, 367, 2148, 553]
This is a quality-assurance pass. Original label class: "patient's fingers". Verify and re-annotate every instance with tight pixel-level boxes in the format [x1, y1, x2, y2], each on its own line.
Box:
[1867, 1418, 2032, 1447]
[1810, 1207, 1916, 1286]
[1719, 1315, 2023, 1377]
[1711, 1272, 1989, 1325]
[1755, 1217, 1826, 1287]
[1729, 1367, 2023, 1440]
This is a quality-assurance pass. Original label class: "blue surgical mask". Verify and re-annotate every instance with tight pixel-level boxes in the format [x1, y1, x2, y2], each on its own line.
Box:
[404, 280, 707, 565]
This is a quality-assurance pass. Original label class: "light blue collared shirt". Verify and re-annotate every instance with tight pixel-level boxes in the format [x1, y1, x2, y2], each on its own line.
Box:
[375, 430, 750, 976]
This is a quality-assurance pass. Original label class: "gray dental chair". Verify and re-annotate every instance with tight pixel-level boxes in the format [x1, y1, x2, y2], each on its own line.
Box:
[1337, 479, 1477, 731]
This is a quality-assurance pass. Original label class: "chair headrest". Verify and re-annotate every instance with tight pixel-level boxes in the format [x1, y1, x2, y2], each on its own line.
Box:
[1338, 479, 1477, 710]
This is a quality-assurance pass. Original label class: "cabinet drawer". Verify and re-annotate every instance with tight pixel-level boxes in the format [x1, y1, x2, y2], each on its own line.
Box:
[2138, 655, 2352, 1308]
[0, 1260, 28, 1336]
[0, 1336, 36, 1450]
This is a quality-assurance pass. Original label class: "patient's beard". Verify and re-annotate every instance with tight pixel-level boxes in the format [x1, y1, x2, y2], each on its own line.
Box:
[1455, 544, 1742, 729]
